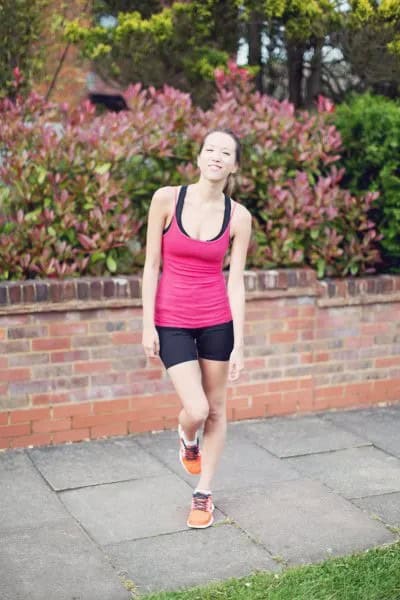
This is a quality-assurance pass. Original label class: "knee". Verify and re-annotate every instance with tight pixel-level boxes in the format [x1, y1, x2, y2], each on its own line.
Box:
[186, 404, 209, 425]
[208, 400, 226, 422]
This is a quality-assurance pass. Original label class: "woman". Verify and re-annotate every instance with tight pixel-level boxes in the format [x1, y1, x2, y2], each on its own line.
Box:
[141, 129, 252, 528]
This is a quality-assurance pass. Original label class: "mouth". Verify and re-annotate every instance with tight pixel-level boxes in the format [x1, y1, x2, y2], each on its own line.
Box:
[208, 164, 222, 170]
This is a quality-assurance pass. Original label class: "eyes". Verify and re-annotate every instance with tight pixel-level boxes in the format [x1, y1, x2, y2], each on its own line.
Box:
[204, 147, 231, 156]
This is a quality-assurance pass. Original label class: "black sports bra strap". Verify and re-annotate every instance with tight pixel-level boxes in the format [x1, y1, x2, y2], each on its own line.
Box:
[177, 185, 230, 242]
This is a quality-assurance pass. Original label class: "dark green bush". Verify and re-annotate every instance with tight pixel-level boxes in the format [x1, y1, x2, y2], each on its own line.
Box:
[334, 93, 400, 272]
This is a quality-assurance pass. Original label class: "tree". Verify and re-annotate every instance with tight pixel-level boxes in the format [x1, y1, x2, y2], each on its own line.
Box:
[238, 0, 400, 107]
[65, 0, 239, 106]
[0, 0, 46, 98]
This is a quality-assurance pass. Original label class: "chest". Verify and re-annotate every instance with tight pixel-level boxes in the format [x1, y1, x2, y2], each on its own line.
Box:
[180, 201, 226, 242]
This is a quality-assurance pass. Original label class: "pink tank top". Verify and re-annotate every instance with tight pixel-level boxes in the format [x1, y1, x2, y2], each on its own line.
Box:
[154, 185, 236, 328]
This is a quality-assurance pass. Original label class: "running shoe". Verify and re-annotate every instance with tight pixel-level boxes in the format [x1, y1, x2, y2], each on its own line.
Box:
[178, 424, 201, 475]
[187, 491, 214, 528]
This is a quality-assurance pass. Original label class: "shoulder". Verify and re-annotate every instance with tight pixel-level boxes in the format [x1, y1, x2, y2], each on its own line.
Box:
[231, 199, 252, 235]
[150, 185, 177, 217]
[152, 185, 177, 205]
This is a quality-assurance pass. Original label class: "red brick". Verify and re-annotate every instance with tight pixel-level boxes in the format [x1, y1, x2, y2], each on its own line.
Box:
[314, 385, 345, 399]
[375, 356, 400, 368]
[300, 353, 313, 364]
[93, 399, 130, 414]
[0, 329, 5, 340]
[244, 358, 265, 369]
[91, 422, 128, 438]
[270, 332, 298, 343]
[10, 433, 52, 448]
[361, 323, 390, 335]
[32, 419, 71, 433]
[10, 408, 51, 423]
[268, 379, 299, 392]
[53, 428, 90, 444]
[233, 383, 267, 397]
[0, 368, 30, 382]
[49, 323, 88, 336]
[32, 393, 70, 406]
[127, 369, 163, 381]
[229, 405, 265, 421]
[373, 378, 400, 401]
[299, 377, 313, 389]
[0, 357, 7, 369]
[127, 405, 179, 422]
[112, 331, 142, 344]
[73, 412, 129, 429]
[53, 403, 92, 418]
[74, 360, 112, 374]
[0, 412, 8, 425]
[51, 350, 89, 363]
[227, 396, 250, 409]
[286, 318, 313, 330]
[0, 423, 31, 437]
[32, 338, 71, 351]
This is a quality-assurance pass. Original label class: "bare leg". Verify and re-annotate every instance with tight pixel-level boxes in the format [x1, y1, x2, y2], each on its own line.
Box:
[196, 358, 230, 491]
[167, 360, 209, 441]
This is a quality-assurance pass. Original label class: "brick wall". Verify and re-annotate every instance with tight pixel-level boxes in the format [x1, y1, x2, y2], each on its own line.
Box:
[1, 269, 400, 449]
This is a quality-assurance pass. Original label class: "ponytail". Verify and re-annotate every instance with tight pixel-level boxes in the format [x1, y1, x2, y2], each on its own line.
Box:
[223, 173, 236, 197]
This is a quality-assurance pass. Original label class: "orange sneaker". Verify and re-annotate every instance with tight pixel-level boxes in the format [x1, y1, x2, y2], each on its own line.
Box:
[187, 491, 214, 528]
[178, 424, 201, 475]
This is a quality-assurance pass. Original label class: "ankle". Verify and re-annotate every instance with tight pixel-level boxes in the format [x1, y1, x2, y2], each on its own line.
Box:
[179, 423, 198, 446]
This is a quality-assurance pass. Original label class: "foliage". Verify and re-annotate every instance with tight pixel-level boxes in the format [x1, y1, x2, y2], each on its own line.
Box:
[0, 90, 139, 279]
[0, 0, 47, 98]
[0, 64, 383, 280]
[333, 92, 400, 272]
[64, 0, 237, 106]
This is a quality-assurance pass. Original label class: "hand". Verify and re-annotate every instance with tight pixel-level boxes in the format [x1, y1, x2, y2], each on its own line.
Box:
[142, 326, 160, 360]
[228, 345, 244, 382]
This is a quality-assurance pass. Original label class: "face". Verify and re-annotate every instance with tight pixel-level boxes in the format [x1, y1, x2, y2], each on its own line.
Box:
[197, 131, 238, 184]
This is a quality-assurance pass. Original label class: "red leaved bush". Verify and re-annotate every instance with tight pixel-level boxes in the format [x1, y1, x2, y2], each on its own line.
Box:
[0, 62, 382, 279]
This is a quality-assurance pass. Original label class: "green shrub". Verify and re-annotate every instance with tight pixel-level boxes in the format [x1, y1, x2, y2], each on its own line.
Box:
[0, 65, 383, 279]
[334, 93, 400, 272]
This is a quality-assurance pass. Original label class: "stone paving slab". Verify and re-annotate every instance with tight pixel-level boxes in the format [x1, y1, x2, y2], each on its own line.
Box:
[105, 524, 280, 595]
[60, 473, 225, 545]
[352, 493, 400, 528]
[286, 446, 400, 499]
[321, 405, 400, 458]
[0, 520, 130, 600]
[217, 479, 395, 566]
[234, 414, 370, 458]
[28, 435, 166, 491]
[135, 427, 300, 492]
[0, 451, 68, 534]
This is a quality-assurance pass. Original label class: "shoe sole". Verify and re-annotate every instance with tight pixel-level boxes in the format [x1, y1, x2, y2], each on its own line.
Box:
[187, 504, 215, 529]
[179, 447, 201, 476]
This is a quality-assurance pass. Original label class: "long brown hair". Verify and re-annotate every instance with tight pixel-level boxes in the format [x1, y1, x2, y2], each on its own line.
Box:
[199, 128, 241, 197]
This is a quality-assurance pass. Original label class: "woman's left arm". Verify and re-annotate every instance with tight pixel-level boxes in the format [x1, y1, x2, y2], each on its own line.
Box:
[227, 204, 252, 381]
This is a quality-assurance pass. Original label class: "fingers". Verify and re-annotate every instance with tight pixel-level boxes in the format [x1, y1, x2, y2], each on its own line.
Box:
[143, 340, 160, 360]
[228, 360, 242, 381]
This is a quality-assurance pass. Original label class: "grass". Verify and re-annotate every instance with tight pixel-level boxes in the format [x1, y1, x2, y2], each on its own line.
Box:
[135, 539, 400, 600]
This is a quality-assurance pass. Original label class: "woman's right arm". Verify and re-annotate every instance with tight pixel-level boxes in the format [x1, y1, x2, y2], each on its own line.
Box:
[141, 187, 173, 358]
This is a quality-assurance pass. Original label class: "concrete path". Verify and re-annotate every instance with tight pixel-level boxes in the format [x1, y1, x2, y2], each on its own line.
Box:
[1, 404, 400, 598]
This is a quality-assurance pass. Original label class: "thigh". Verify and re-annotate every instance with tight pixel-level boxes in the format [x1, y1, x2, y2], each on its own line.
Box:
[167, 359, 209, 419]
[155, 325, 198, 370]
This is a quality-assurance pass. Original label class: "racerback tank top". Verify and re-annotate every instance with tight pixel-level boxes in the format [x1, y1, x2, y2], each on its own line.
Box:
[154, 185, 236, 328]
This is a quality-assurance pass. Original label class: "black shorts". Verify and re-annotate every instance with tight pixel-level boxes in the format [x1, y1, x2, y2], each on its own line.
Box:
[155, 320, 234, 370]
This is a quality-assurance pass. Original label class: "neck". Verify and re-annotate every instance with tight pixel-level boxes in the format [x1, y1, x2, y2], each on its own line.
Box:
[192, 176, 226, 203]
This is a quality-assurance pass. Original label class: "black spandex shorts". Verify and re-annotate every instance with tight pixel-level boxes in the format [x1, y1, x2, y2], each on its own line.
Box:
[155, 320, 234, 370]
